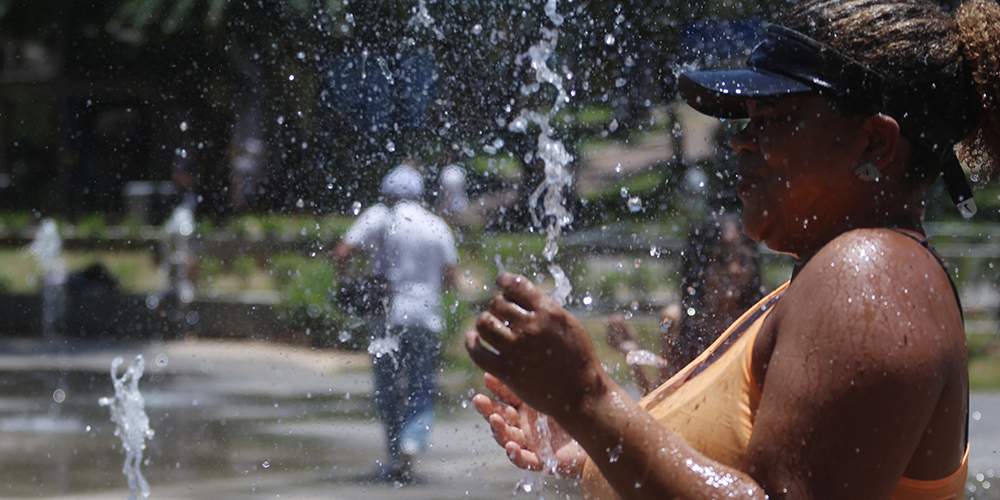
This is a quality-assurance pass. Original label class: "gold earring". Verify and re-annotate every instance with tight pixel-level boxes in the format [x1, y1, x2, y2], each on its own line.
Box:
[854, 162, 881, 182]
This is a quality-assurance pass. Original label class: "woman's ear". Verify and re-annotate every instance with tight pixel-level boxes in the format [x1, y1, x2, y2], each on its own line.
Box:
[862, 113, 902, 169]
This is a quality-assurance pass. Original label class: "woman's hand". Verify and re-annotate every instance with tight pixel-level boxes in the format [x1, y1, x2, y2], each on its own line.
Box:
[465, 272, 605, 419]
[473, 373, 587, 477]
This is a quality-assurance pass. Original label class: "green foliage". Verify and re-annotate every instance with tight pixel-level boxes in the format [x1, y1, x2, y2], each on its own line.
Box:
[0, 212, 34, 235]
[968, 334, 1000, 390]
[75, 214, 108, 238]
[470, 153, 523, 179]
[119, 214, 146, 233]
[197, 256, 224, 284]
[231, 255, 258, 281]
[469, 232, 546, 273]
[269, 253, 306, 286]
[108, 261, 139, 287]
[0, 270, 14, 293]
[229, 215, 266, 239]
[271, 253, 348, 346]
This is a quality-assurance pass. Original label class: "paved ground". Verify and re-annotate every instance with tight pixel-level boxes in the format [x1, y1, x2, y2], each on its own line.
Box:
[0, 338, 998, 499]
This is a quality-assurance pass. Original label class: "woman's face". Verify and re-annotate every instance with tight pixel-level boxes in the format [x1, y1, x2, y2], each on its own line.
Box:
[730, 95, 870, 256]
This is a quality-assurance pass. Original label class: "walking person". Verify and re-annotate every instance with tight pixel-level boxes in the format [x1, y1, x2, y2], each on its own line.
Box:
[334, 162, 458, 484]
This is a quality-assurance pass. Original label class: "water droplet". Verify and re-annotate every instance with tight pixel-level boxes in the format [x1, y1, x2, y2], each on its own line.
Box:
[262, 460, 270, 469]
[386, 140, 395, 152]
[605, 34, 616, 45]
[179, 121, 188, 132]
[351, 201, 362, 216]
[627, 196, 642, 212]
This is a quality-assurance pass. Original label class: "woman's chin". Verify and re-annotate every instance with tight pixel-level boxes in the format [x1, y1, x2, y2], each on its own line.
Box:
[740, 212, 769, 245]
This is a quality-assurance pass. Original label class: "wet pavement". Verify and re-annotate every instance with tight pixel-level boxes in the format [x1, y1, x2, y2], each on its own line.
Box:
[0, 337, 997, 499]
[0, 337, 572, 500]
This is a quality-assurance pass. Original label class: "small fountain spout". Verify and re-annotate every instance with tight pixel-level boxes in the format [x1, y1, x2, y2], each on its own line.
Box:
[29, 218, 66, 339]
[159, 206, 197, 336]
[99, 355, 154, 500]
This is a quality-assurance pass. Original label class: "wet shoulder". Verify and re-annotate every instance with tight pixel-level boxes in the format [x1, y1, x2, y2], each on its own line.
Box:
[772, 227, 962, 355]
[797, 228, 951, 298]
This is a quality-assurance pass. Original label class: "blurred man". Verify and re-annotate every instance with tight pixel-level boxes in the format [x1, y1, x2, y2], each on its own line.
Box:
[334, 162, 458, 484]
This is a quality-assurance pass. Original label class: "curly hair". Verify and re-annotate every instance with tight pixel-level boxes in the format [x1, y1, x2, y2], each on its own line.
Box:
[775, 0, 1000, 188]
[956, 0, 1000, 186]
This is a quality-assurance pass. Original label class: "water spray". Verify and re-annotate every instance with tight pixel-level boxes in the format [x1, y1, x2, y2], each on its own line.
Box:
[99, 355, 154, 500]
[510, 0, 575, 308]
[29, 218, 66, 339]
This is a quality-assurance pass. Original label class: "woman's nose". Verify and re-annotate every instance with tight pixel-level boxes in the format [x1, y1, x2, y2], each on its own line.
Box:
[730, 124, 759, 154]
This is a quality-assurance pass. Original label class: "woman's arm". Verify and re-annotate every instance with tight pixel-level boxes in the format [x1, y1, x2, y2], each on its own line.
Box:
[466, 272, 766, 500]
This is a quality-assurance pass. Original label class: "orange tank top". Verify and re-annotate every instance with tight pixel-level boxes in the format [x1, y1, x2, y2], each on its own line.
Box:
[581, 282, 968, 500]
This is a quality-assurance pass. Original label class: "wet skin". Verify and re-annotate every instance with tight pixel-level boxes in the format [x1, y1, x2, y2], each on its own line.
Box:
[466, 94, 967, 500]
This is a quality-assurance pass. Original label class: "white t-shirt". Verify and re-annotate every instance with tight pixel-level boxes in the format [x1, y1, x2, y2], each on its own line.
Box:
[343, 200, 458, 331]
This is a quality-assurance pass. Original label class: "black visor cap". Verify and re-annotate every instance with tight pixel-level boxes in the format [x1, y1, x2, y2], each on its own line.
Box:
[678, 25, 885, 119]
[678, 68, 816, 119]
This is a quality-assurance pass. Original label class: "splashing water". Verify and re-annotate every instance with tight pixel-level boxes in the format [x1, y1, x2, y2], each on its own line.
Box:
[508, 5, 574, 498]
[408, 0, 444, 39]
[510, 0, 574, 307]
[535, 415, 560, 474]
[626, 349, 669, 368]
[99, 355, 154, 500]
[29, 218, 66, 338]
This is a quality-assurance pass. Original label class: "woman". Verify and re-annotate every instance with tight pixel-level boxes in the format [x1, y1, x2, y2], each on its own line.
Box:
[607, 211, 765, 394]
[465, 0, 1000, 498]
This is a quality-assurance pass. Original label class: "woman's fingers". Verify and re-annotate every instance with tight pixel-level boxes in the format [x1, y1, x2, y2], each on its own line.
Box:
[484, 373, 524, 407]
[474, 311, 517, 349]
[489, 294, 534, 332]
[473, 396, 531, 452]
[489, 413, 528, 446]
[472, 393, 503, 420]
[496, 272, 548, 312]
[505, 441, 544, 471]
[466, 332, 512, 381]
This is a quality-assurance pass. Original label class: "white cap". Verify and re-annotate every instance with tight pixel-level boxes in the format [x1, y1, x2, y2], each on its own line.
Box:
[380, 164, 423, 200]
[440, 164, 468, 214]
